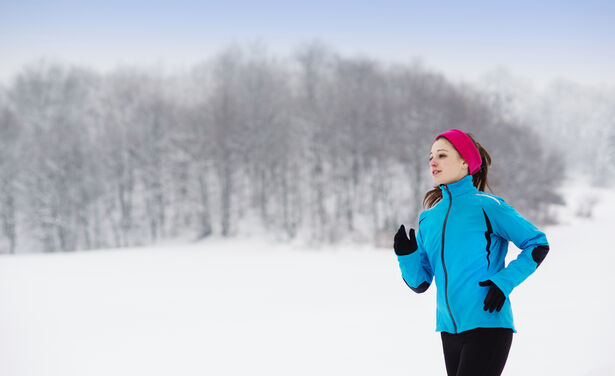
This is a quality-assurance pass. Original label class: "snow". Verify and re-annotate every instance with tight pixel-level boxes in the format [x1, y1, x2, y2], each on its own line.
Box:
[1, 181, 614, 375]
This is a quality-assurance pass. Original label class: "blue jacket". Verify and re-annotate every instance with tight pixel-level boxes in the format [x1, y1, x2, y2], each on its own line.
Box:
[397, 174, 549, 334]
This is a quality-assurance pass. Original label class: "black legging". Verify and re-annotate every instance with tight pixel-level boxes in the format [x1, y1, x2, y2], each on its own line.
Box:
[440, 327, 513, 376]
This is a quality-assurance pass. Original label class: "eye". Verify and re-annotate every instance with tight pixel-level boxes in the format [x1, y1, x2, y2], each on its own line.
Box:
[439, 154, 446, 158]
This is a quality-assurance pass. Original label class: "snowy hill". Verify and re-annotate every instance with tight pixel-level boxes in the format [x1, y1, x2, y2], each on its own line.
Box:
[1, 178, 614, 375]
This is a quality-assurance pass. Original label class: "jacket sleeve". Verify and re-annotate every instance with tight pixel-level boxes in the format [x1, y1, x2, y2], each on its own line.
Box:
[486, 197, 550, 297]
[396, 213, 434, 293]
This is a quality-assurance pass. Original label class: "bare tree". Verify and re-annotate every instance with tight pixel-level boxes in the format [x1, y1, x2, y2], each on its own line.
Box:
[0, 100, 20, 253]
[294, 42, 338, 244]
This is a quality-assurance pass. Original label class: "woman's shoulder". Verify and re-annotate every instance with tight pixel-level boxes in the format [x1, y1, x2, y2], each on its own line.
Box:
[473, 191, 507, 207]
[419, 200, 445, 220]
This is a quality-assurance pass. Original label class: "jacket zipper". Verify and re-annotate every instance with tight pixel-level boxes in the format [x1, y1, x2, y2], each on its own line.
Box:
[442, 185, 458, 334]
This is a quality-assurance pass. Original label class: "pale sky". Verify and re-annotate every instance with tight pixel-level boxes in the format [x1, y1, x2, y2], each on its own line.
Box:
[1, 0, 614, 87]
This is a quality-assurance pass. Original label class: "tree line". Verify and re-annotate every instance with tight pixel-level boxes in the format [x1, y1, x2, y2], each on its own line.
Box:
[0, 44, 564, 254]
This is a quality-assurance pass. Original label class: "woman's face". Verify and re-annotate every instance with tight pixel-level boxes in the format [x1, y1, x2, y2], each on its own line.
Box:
[429, 138, 469, 186]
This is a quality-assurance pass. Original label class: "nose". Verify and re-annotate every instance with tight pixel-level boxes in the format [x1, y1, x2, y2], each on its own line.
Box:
[430, 160, 437, 168]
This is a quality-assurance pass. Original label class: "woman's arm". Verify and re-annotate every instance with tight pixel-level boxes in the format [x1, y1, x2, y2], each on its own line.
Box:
[394, 218, 434, 294]
[484, 198, 550, 297]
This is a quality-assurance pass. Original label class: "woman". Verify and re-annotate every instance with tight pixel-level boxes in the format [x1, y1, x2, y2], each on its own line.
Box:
[393, 129, 550, 376]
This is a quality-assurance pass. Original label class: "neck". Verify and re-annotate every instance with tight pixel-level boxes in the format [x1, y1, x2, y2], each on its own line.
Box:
[439, 174, 475, 198]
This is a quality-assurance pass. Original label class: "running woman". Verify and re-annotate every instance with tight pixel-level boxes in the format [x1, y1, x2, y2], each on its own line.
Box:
[394, 129, 550, 376]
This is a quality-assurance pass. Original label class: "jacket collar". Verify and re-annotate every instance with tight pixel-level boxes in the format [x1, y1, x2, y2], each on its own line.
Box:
[439, 174, 476, 199]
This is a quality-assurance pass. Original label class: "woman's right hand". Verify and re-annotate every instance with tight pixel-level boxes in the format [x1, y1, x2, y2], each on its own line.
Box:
[394, 224, 418, 256]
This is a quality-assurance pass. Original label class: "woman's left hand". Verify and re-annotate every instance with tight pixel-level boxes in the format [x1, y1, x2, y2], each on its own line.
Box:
[478, 280, 505, 313]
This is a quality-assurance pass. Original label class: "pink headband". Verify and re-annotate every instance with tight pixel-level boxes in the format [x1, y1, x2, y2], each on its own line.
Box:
[434, 129, 482, 175]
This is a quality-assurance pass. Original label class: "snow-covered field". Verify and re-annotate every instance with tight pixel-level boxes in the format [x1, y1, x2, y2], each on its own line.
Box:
[1, 181, 614, 375]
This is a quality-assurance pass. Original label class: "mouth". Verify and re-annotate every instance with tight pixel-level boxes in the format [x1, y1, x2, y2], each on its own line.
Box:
[432, 170, 441, 176]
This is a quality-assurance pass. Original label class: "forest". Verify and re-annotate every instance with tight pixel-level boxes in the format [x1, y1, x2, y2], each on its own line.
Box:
[4, 43, 611, 254]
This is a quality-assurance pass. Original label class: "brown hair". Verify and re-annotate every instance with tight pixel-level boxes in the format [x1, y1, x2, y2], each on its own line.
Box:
[422, 132, 493, 209]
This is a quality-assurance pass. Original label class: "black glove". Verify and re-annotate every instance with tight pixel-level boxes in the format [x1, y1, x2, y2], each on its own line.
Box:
[478, 280, 505, 313]
[394, 224, 418, 256]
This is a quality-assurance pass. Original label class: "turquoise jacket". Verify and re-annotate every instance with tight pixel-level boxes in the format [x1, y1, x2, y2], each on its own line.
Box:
[397, 174, 549, 334]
